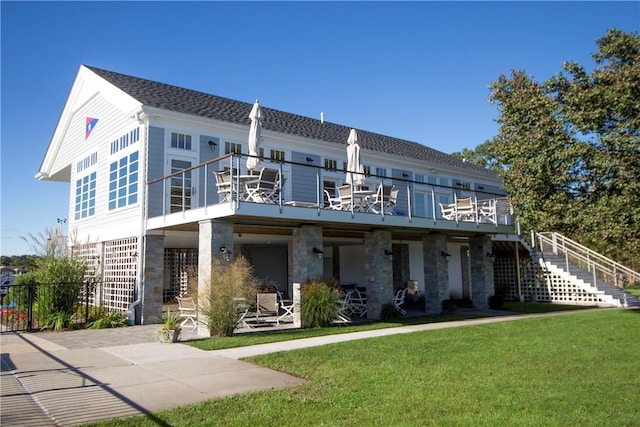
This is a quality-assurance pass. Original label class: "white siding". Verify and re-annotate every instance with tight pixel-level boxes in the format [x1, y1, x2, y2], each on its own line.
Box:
[68, 94, 144, 244]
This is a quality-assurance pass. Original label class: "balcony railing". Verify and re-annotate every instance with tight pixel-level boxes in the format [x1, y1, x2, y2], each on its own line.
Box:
[147, 153, 513, 227]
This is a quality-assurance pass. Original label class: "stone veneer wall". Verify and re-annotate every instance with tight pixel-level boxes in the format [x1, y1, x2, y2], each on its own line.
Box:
[423, 233, 450, 314]
[364, 229, 393, 319]
[142, 234, 165, 324]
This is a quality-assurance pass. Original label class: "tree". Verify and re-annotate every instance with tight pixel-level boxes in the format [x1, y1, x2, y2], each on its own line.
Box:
[486, 29, 639, 269]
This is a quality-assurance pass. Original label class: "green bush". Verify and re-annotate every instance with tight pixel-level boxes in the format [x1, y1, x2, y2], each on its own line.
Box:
[34, 256, 88, 331]
[300, 278, 340, 328]
[86, 309, 128, 329]
[489, 294, 505, 310]
[380, 303, 400, 321]
[442, 298, 457, 313]
[199, 256, 260, 337]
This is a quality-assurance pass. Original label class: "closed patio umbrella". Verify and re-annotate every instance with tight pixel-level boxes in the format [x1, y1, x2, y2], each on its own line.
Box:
[346, 128, 365, 187]
[246, 100, 262, 172]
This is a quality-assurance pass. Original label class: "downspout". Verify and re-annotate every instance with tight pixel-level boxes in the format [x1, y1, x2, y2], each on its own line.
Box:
[127, 108, 147, 325]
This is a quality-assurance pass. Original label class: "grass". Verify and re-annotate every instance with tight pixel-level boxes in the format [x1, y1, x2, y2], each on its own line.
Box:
[85, 307, 639, 427]
[187, 301, 589, 351]
[627, 286, 640, 299]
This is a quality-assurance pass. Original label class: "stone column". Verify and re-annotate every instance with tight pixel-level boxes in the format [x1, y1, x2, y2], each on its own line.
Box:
[364, 229, 393, 320]
[141, 233, 165, 324]
[291, 225, 323, 329]
[470, 235, 495, 310]
[291, 225, 323, 284]
[197, 219, 234, 337]
[423, 233, 450, 314]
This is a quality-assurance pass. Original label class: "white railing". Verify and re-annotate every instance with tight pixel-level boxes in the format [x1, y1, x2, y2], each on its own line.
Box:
[532, 231, 640, 289]
[147, 152, 514, 227]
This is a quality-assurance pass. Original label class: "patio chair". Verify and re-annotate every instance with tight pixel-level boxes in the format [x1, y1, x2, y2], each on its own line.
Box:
[439, 202, 456, 220]
[176, 296, 198, 330]
[277, 291, 295, 324]
[393, 288, 407, 316]
[334, 291, 353, 324]
[256, 292, 279, 323]
[213, 170, 232, 202]
[337, 185, 353, 210]
[454, 197, 476, 221]
[324, 189, 343, 210]
[350, 288, 367, 318]
[244, 168, 281, 204]
[369, 184, 394, 214]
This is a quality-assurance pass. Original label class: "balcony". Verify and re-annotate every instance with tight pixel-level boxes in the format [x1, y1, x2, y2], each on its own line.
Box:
[146, 153, 515, 235]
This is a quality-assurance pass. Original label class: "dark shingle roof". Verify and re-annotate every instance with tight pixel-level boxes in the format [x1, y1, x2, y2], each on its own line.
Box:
[86, 65, 494, 176]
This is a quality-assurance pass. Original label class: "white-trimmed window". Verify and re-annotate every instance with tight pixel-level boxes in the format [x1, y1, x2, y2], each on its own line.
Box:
[225, 142, 242, 154]
[376, 167, 387, 177]
[171, 132, 192, 150]
[270, 149, 285, 162]
[74, 171, 97, 219]
[108, 151, 139, 210]
[324, 159, 338, 171]
[415, 174, 425, 183]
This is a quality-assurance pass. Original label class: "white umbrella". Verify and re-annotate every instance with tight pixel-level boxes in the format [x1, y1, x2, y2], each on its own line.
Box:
[346, 128, 365, 186]
[246, 99, 262, 171]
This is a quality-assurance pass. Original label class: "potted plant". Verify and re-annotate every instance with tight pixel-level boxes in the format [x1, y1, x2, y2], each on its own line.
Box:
[158, 310, 182, 343]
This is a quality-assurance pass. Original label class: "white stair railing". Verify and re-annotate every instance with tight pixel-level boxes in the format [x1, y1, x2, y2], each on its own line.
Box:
[531, 231, 640, 289]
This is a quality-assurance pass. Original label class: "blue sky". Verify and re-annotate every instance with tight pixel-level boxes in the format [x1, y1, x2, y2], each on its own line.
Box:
[1, 1, 638, 256]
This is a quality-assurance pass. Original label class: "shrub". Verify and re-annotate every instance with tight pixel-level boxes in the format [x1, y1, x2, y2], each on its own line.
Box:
[489, 294, 505, 310]
[300, 278, 340, 328]
[33, 256, 88, 330]
[380, 303, 400, 321]
[86, 309, 128, 329]
[442, 299, 457, 313]
[199, 256, 260, 337]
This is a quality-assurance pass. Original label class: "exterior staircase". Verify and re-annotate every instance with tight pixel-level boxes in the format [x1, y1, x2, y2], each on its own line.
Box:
[530, 232, 640, 308]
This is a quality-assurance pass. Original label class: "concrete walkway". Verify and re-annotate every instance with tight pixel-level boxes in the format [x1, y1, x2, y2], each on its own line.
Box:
[0, 309, 608, 426]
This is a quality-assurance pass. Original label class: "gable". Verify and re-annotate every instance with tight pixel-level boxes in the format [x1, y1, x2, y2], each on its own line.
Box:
[37, 65, 142, 182]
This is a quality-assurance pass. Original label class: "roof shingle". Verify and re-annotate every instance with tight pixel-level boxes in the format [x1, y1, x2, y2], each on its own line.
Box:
[86, 65, 494, 177]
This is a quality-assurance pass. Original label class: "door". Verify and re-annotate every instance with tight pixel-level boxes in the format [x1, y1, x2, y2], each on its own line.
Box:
[168, 156, 198, 213]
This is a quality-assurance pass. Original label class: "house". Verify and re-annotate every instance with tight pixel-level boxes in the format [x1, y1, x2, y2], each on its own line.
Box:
[37, 65, 517, 335]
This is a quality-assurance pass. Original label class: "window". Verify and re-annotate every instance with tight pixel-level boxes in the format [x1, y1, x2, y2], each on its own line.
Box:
[439, 177, 449, 186]
[323, 180, 337, 195]
[270, 149, 285, 162]
[376, 167, 387, 177]
[75, 172, 96, 219]
[77, 152, 98, 173]
[108, 151, 139, 210]
[171, 132, 192, 150]
[110, 127, 140, 155]
[324, 159, 338, 171]
[415, 174, 425, 183]
[414, 191, 435, 219]
[426, 176, 437, 185]
[225, 142, 242, 154]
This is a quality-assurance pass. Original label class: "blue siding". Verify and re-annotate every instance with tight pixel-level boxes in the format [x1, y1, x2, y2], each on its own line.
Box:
[291, 152, 320, 203]
[147, 126, 165, 217]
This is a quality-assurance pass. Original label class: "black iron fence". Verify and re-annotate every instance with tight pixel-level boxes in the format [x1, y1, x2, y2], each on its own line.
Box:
[0, 281, 113, 332]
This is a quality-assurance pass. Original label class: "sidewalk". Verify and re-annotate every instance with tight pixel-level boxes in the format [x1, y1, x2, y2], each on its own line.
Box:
[0, 309, 606, 426]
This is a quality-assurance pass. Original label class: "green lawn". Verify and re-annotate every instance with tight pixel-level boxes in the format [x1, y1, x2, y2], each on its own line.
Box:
[87, 308, 639, 427]
[627, 286, 640, 299]
[187, 301, 589, 351]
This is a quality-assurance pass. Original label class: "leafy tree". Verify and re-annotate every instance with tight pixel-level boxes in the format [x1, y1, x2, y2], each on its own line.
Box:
[451, 142, 497, 169]
[483, 28, 639, 269]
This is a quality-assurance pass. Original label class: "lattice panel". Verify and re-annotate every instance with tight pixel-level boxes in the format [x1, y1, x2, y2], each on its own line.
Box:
[102, 238, 138, 311]
[494, 255, 610, 306]
[163, 248, 198, 302]
[71, 242, 102, 306]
